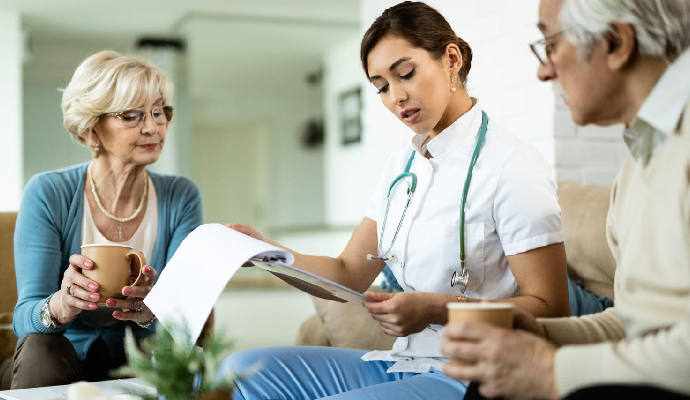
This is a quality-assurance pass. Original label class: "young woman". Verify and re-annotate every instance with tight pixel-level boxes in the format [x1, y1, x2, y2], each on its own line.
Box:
[220, 2, 568, 398]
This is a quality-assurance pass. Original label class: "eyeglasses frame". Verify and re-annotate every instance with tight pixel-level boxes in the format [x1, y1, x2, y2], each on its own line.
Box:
[530, 30, 566, 65]
[103, 105, 174, 128]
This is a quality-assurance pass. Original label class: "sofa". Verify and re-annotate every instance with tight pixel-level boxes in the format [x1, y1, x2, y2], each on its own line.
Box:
[295, 181, 617, 349]
[0, 212, 18, 362]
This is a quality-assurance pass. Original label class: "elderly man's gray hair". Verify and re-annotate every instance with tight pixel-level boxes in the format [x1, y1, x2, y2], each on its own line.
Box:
[560, 0, 690, 62]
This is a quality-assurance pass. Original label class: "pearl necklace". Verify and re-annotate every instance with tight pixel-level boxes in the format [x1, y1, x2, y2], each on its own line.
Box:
[88, 165, 148, 239]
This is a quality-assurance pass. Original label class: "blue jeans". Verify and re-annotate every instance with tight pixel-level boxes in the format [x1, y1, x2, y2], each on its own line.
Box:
[218, 346, 467, 400]
[568, 278, 614, 316]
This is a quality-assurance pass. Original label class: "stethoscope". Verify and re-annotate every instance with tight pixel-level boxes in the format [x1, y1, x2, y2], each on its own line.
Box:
[366, 111, 488, 294]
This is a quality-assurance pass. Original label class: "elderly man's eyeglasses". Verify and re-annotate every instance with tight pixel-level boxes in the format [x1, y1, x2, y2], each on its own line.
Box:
[104, 106, 173, 128]
[530, 31, 565, 65]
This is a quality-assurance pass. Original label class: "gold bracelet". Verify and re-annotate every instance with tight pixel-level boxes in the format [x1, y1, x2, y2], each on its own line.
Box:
[456, 295, 468, 303]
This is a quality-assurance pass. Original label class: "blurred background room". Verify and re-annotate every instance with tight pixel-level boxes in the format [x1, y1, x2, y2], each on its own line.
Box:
[0, 0, 627, 351]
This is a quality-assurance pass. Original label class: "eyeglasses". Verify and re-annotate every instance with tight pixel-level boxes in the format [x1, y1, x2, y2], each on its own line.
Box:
[530, 31, 565, 65]
[104, 105, 173, 128]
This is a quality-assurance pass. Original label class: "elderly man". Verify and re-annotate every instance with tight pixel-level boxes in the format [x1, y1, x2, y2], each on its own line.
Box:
[441, 0, 690, 399]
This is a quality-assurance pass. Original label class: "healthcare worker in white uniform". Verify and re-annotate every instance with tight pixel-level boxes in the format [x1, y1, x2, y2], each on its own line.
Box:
[219, 2, 569, 399]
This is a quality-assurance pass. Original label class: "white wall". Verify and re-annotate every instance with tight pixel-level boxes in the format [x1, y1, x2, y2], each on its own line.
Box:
[323, 36, 370, 226]
[553, 95, 627, 185]
[183, 18, 327, 231]
[23, 82, 90, 184]
[0, 12, 24, 211]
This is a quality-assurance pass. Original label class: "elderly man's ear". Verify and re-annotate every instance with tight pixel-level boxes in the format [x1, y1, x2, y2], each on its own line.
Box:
[606, 22, 637, 70]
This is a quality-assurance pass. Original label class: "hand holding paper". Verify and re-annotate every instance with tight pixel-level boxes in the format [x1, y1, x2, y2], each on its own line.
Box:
[144, 224, 370, 343]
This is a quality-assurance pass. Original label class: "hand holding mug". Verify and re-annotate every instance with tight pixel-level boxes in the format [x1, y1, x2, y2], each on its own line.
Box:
[107, 264, 157, 324]
[79, 244, 154, 325]
[53, 254, 101, 325]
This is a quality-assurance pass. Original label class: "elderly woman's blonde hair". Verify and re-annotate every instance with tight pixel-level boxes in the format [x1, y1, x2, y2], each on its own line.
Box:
[61, 50, 173, 146]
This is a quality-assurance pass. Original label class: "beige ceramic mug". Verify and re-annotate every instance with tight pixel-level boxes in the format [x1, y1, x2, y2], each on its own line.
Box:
[81, 244, 147, 304]
[446, 303, 515, 366]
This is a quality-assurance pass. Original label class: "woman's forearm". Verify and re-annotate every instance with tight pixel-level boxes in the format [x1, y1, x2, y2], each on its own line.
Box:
[487, 295, 569, 318]
[260, 220, 383, 293]
[283, 251, 374, 293]
[428, 292, 569, 326]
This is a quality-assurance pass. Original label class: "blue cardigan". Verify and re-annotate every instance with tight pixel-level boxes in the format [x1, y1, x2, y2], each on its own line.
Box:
[13, 162, 203, 360]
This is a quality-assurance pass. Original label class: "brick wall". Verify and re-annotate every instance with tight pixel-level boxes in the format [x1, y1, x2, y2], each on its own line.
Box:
[553, 94, 627, 185]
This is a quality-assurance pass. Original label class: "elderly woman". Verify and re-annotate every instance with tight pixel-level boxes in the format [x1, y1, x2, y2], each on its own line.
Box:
[1, 51, 202, 390]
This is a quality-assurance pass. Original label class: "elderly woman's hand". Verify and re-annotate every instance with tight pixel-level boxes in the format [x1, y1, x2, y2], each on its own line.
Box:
[362, 291, 435, 337]
[441, 321, 559, 400]
[53, 254, 101, 324]
[107, 265, 157, 325]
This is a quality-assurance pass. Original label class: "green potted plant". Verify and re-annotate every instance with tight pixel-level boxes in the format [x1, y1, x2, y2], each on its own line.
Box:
[115, 320, 250, 400]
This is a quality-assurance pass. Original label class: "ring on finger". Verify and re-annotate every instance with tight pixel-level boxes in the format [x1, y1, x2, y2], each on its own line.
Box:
[65, 284, 72, 296]
[134, 300, 144, 312]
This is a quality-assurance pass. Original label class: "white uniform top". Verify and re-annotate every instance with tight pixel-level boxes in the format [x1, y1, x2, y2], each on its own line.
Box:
[361, 103, 563, 373]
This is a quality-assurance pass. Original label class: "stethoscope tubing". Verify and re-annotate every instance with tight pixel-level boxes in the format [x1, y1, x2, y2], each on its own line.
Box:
[369, 111, 489, 293]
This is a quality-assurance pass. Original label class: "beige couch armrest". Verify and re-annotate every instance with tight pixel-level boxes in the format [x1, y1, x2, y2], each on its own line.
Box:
[310, 295, 396, 351]
[0, 312, 16, 361]
[295, 313, 330, 347]
[558, 181, 616, 299]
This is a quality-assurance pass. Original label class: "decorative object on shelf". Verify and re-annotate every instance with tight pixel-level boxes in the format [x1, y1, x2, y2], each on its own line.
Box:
[114, 320, 254, 400]
[301, 68, 324, 149]
[338, 86, 362, 145]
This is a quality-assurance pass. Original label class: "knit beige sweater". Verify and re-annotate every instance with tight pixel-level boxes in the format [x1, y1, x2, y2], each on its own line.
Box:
[539, 102, 690, 397]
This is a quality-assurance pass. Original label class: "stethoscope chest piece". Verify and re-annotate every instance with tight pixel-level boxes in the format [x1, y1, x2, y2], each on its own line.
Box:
[450, 260, 469, 293]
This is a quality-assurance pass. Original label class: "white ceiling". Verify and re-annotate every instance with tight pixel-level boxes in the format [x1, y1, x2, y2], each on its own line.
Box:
[4, 0, 361, 125]
[2, 0, 359, 41]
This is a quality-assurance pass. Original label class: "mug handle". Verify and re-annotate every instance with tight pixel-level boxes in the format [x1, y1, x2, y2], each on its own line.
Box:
[126, 251, 148, 287]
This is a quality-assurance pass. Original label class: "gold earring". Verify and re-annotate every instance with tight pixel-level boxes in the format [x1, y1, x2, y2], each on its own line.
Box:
[92, 145, 100, 159]
[451, 77, 457, 93]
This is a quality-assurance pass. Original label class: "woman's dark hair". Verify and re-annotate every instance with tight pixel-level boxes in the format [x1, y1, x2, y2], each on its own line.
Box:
[360, 1, 472, 86]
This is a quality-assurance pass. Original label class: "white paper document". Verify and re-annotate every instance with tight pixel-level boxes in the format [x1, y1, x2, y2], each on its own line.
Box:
[145, 224, 370, 342]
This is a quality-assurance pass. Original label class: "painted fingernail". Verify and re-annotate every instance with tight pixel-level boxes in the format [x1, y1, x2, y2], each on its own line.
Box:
[144, 266, 151, 273]
[90, 293, 99, 300]
[88, 303, 97, 309]
[84, 261, 93, 268]
[88, 283, 98, 290]
[123, 287, 132, 295]
[113, 311, 121, 318]
[106, 299, 116, 307]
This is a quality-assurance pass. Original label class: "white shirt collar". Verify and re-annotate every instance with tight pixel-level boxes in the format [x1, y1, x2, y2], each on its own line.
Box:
[411, 98, 481, 158]
[637, 47, 690, 136]
[625, 47, 690, 164]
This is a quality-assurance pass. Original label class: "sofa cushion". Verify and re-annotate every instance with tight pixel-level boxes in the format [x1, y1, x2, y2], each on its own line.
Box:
[295, 313, 330, 347]
[557, 181, 616, 299]
[0, 212, 17, 315]
[0, 312, 15, 361]
[311, 295, 396, 351]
